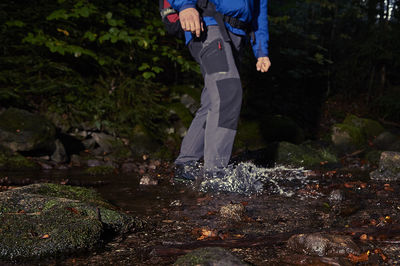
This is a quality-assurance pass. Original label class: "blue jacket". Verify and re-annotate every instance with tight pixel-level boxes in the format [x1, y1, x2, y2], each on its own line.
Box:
[167, 0, 269, 58]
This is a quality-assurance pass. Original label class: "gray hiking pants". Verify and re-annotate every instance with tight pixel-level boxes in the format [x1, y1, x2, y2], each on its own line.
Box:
[175, 26, 244, 171]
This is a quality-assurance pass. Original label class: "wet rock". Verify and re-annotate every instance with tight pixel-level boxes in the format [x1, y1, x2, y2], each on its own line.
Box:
[0, 183, 142, 260]
[69, 129, 88, 140]
[260, 115, 305, 144]
[370, 151, 400, 181]
[87, 159, 103, 167]
[331, 124, 364, 150]
[174, 247, 246, 266]
[0, 108, 56, 152]
[139, 175, 158, 185]
[328, 190, 344, 204]
[91, 132, 115, 154]
[279, 254, 351, 266]
[219, 203, 246, 222]
[275, 141, 337, 168]
[332, 115, 385, 151]
[373, 132, 399, 150]
[50, 139, 68, 163]
[343, 115, 384, 140]
[82, 137, 97, 150]
[170, 200, 182, 207]
[0, 146, 39, 171]
[287, 233, 360, 257]
[70, 154, 82, 167]
[121, 162, 137, 173]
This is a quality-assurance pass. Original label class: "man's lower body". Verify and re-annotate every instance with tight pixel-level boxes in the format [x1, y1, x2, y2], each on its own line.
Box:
[175, 26, 244, 177]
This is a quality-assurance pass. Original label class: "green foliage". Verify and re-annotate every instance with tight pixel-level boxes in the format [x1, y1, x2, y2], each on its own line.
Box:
[0, 0, 197, 141]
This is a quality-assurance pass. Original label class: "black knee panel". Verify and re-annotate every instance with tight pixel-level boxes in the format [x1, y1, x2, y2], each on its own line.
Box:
[216, 78, 242, 130]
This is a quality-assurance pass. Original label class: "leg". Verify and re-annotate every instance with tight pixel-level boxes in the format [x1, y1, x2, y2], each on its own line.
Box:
[174, 86, 210, 164]
[200, 27, 244, 171]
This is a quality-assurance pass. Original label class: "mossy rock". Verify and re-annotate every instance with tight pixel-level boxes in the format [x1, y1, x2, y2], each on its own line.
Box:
[0, 146, 39, 171]
[331, 123, 364, 149]
[0, 108, 56, 152]
[174, 247, 247, 266]
[168, 102, 194, 128]
[259, 115, 305, 144]
[343, 114, 384, 140]
[234, 120, 267, 151]
[275, 141, 338, 168]
[0, 183, 142, 261]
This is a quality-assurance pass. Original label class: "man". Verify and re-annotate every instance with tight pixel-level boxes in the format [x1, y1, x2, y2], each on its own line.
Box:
[170, 0, 271, 180]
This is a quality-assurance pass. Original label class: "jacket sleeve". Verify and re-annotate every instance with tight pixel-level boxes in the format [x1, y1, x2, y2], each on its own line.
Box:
[167, 0, 197, 12]
[251, 0, 269, 58]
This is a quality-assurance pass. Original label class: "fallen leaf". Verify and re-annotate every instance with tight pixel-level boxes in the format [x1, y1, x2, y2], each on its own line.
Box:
[233, 234, 245, 239]
[360, 234, 368, 240]
[197, 229, 218, 240]
[65, 207, 79, 214]
[161, 220, 175, 223]
[41, 234, 50, 239]
[348, 252, 369, 263]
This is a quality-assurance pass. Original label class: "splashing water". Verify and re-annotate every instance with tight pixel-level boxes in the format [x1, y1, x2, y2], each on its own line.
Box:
[198, 162, 312, 196]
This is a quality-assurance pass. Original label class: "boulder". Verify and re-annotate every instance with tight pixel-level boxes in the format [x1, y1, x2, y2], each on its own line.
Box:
[91, 132, 115, 154]
[343, 115, 384, 140]
[275, 141, 338, 168]
[0, 183, 142, 261]
[0, 108, 56, 152]
[174, 247, 246, 266]
[332, 115, 385, 151]
[50, 139, 68, 163]
[331, 124, 364, 149]
[370, 151, 400, 181]
[287, 233, 360, 257]
[0, 146, 38, 171]
[373, 131, 399, 150]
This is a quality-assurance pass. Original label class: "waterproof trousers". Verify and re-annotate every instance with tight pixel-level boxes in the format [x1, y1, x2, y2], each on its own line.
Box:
[175, 26, 244, 171]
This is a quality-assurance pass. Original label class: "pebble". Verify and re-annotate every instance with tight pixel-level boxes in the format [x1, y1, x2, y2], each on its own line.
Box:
[139, 175, 158, 186]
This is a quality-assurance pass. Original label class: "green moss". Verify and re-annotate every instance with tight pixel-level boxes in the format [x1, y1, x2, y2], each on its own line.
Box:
[343, 114, 384, 140]
[0, 148, 38, 171]
[276, 142, 337, 168]
[85, 165, 115, 176]
[333, 123, 365, 147]
[234, 121, 267, 151]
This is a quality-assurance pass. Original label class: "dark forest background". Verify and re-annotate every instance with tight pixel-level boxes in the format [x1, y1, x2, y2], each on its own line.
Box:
[1, 0, 399, 158]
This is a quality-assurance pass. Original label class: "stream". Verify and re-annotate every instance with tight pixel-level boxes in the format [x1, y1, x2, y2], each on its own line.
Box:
[1, 162, 400, 265]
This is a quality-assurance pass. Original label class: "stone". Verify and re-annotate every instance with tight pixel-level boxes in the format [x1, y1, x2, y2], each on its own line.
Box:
[0, 183, 142, 261]
[121, 162, 137, 173]
[331, 124, 364, 149]
[87, 159, 103, 167]
[287, 233, 360, 257]
[0, 146, 38, 171]
[219, 203, 246, 222]
[82, 137, 97, 150]
[139, 175, 158, 185]
[373, 132, 399, 150]
[70, 154, 82, 167]
[370, 151, 400, 181]
[328, 189, 344, 204]
[174, 247, 246, 266]
[50, 139, 68, 163]
[91, 132, 115, 154]
[0, 108, 56, 152]
[332, 115, 385, 151]
[275, 141, 337, 168]
[343, 115, 384, 140]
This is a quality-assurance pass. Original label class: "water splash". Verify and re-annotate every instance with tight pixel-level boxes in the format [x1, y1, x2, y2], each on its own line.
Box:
[198, 162, 312, 196]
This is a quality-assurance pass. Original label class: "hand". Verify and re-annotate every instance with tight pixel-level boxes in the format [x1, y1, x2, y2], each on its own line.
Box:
[256, 57, 271, 72]
[179, 8, 204, 37]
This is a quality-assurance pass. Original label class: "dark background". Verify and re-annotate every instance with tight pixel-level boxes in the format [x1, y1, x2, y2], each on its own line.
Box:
[1, 0, 399, 157]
